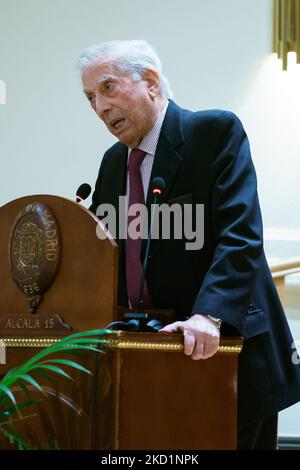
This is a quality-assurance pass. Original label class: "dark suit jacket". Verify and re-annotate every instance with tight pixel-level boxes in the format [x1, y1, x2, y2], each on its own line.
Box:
[90, 99, 300, 426]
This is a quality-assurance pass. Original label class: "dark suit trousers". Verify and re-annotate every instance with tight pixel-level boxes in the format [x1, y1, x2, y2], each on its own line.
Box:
[237, 414, 278, 450]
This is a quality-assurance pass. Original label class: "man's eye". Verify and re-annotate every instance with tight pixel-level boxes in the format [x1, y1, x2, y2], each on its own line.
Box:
[105, 82, 114, 91]
[87, 95, 94, 103]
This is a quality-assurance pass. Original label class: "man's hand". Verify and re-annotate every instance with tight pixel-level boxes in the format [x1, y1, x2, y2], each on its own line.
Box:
[159, 314, 220, 360]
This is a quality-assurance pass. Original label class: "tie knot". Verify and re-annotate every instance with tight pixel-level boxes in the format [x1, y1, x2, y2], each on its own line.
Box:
[128, 148, 147, 171]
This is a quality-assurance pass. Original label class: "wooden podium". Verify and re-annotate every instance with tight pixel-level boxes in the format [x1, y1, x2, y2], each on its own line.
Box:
[0, 195, 242, 450]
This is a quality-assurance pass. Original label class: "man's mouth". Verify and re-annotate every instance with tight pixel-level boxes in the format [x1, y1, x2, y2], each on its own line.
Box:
[110, 118, 126, 131]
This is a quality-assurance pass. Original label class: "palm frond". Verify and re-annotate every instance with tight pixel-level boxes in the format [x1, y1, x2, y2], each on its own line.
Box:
[0, 384, 16, 406]
[40, 359, 91, 375]
[0, 329, 113, 419]
[36, 364, 73, 381]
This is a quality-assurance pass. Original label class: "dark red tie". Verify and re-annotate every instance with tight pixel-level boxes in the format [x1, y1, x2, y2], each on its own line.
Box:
[126, 148, 149, 308]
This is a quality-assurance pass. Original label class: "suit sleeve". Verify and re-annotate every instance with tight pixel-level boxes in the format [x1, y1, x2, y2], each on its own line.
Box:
[191, 112, 263, 335]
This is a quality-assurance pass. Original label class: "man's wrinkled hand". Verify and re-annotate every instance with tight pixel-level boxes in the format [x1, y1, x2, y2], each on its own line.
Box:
[159, 314, 220, 360]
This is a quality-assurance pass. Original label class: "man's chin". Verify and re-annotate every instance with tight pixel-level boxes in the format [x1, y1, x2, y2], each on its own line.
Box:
[117, 134, 140, 148]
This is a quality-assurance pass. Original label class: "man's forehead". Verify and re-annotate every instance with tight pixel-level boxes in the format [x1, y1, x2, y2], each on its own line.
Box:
[82, 62, 126, 90]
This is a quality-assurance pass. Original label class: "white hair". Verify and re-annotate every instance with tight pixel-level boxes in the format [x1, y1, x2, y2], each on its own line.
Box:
[77, 39, 173, 99]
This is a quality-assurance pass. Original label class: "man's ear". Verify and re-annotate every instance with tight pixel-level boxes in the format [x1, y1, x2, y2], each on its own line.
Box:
[143, 68, 160, 99]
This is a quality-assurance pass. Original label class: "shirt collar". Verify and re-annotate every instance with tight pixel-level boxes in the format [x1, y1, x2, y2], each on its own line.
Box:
[128, 101, 169, 157]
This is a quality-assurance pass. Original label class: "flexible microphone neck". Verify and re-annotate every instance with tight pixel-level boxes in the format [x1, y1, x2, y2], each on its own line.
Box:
[138, 177, 165, 313]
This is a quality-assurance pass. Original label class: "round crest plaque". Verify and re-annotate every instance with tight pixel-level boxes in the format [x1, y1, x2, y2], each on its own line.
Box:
[9, 202, 61, 314]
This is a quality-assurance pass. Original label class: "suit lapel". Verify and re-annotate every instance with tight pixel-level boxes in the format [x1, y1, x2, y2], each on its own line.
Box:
[142, 100, 185, 256]
[145, 135, 183, 207]
[146, 100, 185, 206]
[110, 143, 128, 216]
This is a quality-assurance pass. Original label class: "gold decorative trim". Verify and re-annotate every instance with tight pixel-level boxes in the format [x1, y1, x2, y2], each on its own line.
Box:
[218, 345, 243, 353]
[0, 337, 243, 353]
[1, 338, 59, 347]
[105, 339, 242, 353]
[106, 339, 182, 351]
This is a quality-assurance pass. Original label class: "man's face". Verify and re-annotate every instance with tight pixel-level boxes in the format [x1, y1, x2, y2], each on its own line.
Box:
[82, 61, 158, 148]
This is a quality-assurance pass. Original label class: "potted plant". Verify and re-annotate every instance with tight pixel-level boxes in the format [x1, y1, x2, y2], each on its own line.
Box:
[0, 329, 113, 449]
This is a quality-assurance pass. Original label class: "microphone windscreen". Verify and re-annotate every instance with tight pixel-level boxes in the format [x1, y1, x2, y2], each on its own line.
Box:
[76, 183, 92, 202]
[151, 177, 166, 194]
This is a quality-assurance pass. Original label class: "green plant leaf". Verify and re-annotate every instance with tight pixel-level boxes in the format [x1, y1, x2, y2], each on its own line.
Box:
[41, 359, 91, 375]
[57, 329, 112, 343]
[46, 344, 104, 358]
[13, 379, 33, 401]
[53, 339, 106, 348]
[16, 375, 43, 394]
[37, 364, 72, 380]
[0, 399, 40, 419]
[57, 345, 104, 353]
[0, 328, 113, 449]
[0, 384, 16, 405]
[7, 329, 110, 374]
[2, 368, 17, 381]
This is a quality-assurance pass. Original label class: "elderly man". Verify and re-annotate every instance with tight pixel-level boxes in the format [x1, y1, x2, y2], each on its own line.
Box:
[78, 40, 300, 449]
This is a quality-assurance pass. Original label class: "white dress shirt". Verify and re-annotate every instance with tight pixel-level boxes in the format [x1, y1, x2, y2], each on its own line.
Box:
[127, 101, 169, 200]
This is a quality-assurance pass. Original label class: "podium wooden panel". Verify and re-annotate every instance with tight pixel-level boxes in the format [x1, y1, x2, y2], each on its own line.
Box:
[96, 332, 242, 450]
[0, 195, 242, 450]
[0, 333, 242, 450]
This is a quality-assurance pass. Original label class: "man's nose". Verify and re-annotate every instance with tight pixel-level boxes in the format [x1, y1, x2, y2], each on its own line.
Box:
[95, 95, 111, 120]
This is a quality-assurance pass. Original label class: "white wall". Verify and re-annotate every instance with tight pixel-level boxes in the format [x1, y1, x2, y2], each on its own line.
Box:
[0, 0, 275, 207]
[1, 0, 300, 437]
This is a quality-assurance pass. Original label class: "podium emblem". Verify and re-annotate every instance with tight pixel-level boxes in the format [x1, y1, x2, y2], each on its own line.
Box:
[10, 202, 61, 314]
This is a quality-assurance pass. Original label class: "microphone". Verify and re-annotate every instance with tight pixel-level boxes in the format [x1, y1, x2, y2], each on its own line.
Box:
[76, 183, 91, 203]
[151, 176, 166, 197]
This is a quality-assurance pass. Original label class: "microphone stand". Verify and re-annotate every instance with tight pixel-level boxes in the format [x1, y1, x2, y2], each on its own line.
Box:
[138, 190, 159, 314]
[122, 190, 162, 331]
[107, 183, 164, 332]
